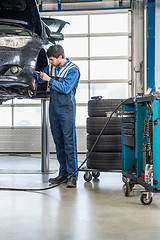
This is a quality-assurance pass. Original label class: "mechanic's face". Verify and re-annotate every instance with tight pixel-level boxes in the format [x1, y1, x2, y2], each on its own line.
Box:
[49, 56, 61, 66]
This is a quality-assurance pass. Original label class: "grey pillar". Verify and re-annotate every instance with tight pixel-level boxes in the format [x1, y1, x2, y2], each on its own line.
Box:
[143, 3, 148, 94]
[41, 99, 49, 173]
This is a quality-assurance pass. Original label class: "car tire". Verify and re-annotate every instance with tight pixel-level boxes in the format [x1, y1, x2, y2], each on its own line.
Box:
[88, 99, 123, 117]
[87, 117, 121, 135]
[87, 152, 122, 170]
[87, 135, 121, 152]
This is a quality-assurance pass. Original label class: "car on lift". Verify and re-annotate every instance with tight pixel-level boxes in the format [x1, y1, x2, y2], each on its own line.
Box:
[0, 0, 68, 102]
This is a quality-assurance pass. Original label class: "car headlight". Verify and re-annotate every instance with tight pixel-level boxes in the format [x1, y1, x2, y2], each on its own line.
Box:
[3, 66, 22, 76]
[0, 36, 32, 48]
[10, 66, 19, 74]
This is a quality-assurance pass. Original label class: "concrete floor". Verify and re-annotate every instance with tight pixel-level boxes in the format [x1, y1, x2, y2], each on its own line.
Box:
[0, 154, 160, 240]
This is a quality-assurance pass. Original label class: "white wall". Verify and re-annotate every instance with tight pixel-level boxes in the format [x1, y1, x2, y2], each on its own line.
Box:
[0, 127, 87, 153]
[131, 0, 144, 95]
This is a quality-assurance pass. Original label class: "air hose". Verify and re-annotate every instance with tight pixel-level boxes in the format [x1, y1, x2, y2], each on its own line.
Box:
[0, 97, 133, 191]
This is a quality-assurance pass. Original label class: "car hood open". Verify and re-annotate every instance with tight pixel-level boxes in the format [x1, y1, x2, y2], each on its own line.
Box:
[0, 0, 42, 36]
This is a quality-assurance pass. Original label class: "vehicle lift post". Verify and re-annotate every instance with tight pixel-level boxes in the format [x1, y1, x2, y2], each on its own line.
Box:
[41, 99, 50, 173]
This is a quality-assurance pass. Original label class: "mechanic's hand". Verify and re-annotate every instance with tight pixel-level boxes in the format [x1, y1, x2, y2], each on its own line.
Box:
[40, 72, 51, 82]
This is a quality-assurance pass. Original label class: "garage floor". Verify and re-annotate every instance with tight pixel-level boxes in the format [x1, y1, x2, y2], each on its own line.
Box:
[0, 154, 160, 240]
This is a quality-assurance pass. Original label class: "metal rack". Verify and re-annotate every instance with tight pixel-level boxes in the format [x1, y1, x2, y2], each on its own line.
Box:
[121, 95, 160, 205]
[79, 167, 121, 182]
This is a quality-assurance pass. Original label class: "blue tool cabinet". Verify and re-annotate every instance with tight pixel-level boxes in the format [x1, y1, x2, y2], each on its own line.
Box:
[121, 95, 160, 205]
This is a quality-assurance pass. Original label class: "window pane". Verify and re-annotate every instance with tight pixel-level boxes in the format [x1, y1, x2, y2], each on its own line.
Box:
[51, 15, 88, 34]
[49, 59, 87, 81]
[90, 60, 128, 80]
[90, 13, 128, 33]
[90, 36, 128, 57]
[76, 106, 87, 126]
[76, 84, 88, 103]
[91, 83, 128, 99]
[61, 37, 88, 57]
[3, 100, 12, 105]
[73, 60, 88, 80]
[14, 99, 41, 104]
[14, 107, 41, 126]
[0, 107, 12, 126]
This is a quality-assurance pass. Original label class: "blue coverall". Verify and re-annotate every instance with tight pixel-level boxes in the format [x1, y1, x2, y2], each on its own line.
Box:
[37, 59, 80, 179]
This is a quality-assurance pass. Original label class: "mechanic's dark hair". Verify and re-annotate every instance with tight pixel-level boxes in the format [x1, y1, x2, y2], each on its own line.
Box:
[47, 45, 65, 59]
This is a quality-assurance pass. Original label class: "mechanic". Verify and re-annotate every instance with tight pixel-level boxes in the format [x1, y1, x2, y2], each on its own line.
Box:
[36, 45, 80, 188]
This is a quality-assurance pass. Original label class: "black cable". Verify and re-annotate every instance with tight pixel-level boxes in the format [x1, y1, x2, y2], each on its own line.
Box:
[0, 97, 133, 191]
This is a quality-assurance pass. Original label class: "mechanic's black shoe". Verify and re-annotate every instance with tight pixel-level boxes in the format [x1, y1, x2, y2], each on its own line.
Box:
[67, 178, 77, 188]
[49, 176, 67, 184]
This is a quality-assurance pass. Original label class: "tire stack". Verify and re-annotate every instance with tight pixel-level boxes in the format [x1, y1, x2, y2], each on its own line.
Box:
[86, 97, 123, 171]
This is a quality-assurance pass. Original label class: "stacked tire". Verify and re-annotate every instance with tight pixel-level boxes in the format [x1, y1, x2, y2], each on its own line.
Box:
[86, 98, 123, 171]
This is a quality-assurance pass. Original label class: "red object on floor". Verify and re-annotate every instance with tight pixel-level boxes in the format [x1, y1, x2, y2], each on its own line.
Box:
[141, 172, 145, 179]
[139, 172, 145, 181]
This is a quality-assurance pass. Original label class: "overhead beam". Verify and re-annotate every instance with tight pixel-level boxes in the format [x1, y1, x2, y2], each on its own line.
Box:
[38, 0, 131, 12]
